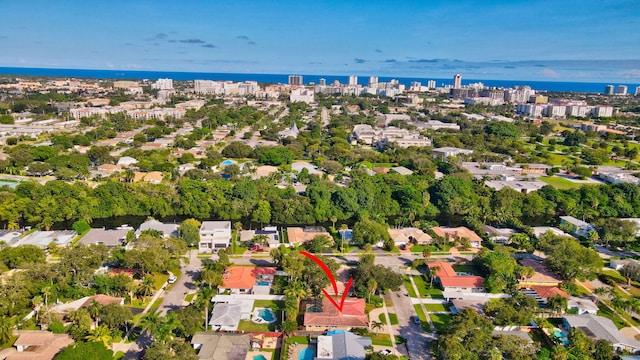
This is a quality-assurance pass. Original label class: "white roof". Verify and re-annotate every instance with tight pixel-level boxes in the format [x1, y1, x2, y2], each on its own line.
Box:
[201, 221, 231, 231]
[560, 216, 592, 228]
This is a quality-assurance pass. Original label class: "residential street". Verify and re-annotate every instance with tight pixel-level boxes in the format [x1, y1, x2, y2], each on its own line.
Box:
[158, 250, 202, 315]
[388, 285, 435, 360]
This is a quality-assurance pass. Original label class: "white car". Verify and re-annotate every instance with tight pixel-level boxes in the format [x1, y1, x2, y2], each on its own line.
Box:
[168, 275, 177, 284]
[380, 350, 392, 355]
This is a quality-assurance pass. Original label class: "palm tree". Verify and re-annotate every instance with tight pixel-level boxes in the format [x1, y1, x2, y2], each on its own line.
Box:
[31, 296, 43, 322]
[155, 314, 179, 342]
[370, 320, 383, 333]
[366, 279, 378, 303]
[85, 325, 113, 348]
[330, 216, 337, 229]
[137, 276, 155, 298]
[139, 312, 162, 338]
[422, 248, 432, 262]
[41, 286, 53, 306]
[429, 266, 441, 288]
[284, 281, 308, 307]
[87, 300, 103, 326]
[200, 268, 222, 289]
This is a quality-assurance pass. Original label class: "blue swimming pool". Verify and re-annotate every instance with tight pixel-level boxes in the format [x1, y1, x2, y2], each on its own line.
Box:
[257, 281, 270, 286]
[298, 347, 314, 360]
[252, 308, 276, 324]
[221, 159, 234, 165]
[253, 355, 267, 360]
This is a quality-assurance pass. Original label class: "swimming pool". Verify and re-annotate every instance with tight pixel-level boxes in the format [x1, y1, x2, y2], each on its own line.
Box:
[221, 159, 234, 166]
[553, 329, 569, 345]
[253, 355, 267, 360]
[252, 308, 276, 323]
[256, 281, 270, 286]
[298, 347, 314, 360]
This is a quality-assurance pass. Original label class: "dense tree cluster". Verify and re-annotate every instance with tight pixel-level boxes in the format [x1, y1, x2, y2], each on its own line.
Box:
[537, 232, 602, 280]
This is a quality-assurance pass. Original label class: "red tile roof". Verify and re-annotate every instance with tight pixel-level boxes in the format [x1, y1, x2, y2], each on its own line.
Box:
[428, 261, 485, 289]
[304, 297, 368, 327]
[432, 226, 482, 242]
[222, 266, 276, 289]
[531, 286, 570, 300]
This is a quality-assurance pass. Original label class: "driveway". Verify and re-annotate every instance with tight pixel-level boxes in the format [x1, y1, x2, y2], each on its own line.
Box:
[158, 250, 202, 315]
[387, 288, 434, 360]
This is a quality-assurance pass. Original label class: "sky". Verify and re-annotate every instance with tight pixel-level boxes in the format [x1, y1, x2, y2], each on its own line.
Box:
[1, 0, 640, 82]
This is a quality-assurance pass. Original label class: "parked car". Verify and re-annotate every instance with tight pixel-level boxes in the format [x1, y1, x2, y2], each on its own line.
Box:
[380, 350, 392, 355]
[410, 315, 420, 324]
[249, 245, 265, 252]
[168, 275, 177, 284]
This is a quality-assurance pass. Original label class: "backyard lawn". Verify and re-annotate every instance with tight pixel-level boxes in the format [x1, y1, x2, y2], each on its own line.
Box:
[539, 176, 588, 190]
[371, 333, 392, 347]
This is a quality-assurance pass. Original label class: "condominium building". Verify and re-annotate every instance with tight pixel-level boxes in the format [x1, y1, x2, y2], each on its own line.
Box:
[288, 75, 303, 86]
[616, 85, 628, 95]
[453, 74, 462, 89]
[152, 78, 173, 90]
[348, 75, 358, 86]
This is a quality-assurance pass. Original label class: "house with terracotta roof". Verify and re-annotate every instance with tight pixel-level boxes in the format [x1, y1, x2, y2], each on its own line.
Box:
[143, 171, 163, 184]
[518, 259, 562, 287]
[388, 227, 432, 247]
[286, 226, 332, 246]
[218, 266, 277, 295]
[521, 286, 569, 306]
[97, 163, 120, 176]
[428, 261, 485, 299]
[304, 297, 368, 331]
[7, 331, 73, 360]
[81, 294, 125, 308]
[432, 226, 483, 248]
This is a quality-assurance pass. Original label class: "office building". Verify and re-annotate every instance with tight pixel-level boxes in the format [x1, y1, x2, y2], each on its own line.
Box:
[319, 78, 326, 86]
[369, 76, 378, 86]
[453, 74, 462, 89]
[427, 80, 436, 89]
[348, 75, 358, 86]
[288, 75, 303, 86]
[635, 86, 640, 96]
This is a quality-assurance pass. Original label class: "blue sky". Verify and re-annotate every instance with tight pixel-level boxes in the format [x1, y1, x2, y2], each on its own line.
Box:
[1, 0, 639, 82]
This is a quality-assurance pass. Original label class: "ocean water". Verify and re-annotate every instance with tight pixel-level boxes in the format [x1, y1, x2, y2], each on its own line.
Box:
[0, 66, 635, 93]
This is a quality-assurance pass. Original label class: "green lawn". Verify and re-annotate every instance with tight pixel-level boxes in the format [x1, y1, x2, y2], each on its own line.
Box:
[151, 273, 169, 289]
[424, 303, 450, 312]
[371, 333, 393, 347]
[539, 176, 585, 190]
[413, 305, 427, 322]
[430, 313, 452, 332]
[403, 277, 417, 298]
[378, 313, 387, 325]
[411, 275, 431, 297]
[184, 293, 195, 303]
[452, 265, 482, 276]
[410, 245, 425, 253]
[598, 303, 628, 329]
[388, 313, 399, 325]
[237, 300, 284, 331]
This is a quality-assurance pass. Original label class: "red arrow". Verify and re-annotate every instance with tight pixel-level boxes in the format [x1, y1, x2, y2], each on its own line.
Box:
[300, 251, 354, 313]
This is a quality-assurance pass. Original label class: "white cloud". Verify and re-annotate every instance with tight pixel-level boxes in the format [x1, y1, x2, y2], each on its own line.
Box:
[619, 69, 640, 78]
[538, 68, 560, 78]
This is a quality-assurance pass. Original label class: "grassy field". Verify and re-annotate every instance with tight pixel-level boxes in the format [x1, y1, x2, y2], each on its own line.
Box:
[539, 176, 585, 190]
[597, 303, 629, 329]
[151, 273, 169, 290]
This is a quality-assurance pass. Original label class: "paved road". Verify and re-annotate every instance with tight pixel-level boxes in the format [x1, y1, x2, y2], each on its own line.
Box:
[387, 288, 434, 360]
[158, 250, 202, 315]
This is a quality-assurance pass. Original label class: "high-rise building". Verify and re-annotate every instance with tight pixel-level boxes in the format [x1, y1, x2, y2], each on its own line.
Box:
[152, 78, 173, 90]
[368, 76, 378, 86]
[288, 75, 303, 86]
[427, 80, 436, 89]
[635, 86, 640, 96]
[615, 85, 628, 95]
[605, 85, 614, 95]
[319, 78, 326, 86]
[348, 75, 358, 86]
[453, 74, 462, 89]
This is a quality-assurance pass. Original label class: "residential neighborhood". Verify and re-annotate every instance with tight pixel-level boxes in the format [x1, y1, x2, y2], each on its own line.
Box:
[0, 71, 639, 360]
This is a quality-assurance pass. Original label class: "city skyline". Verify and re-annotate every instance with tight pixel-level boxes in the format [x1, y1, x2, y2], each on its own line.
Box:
[1, 0, 640, 82]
